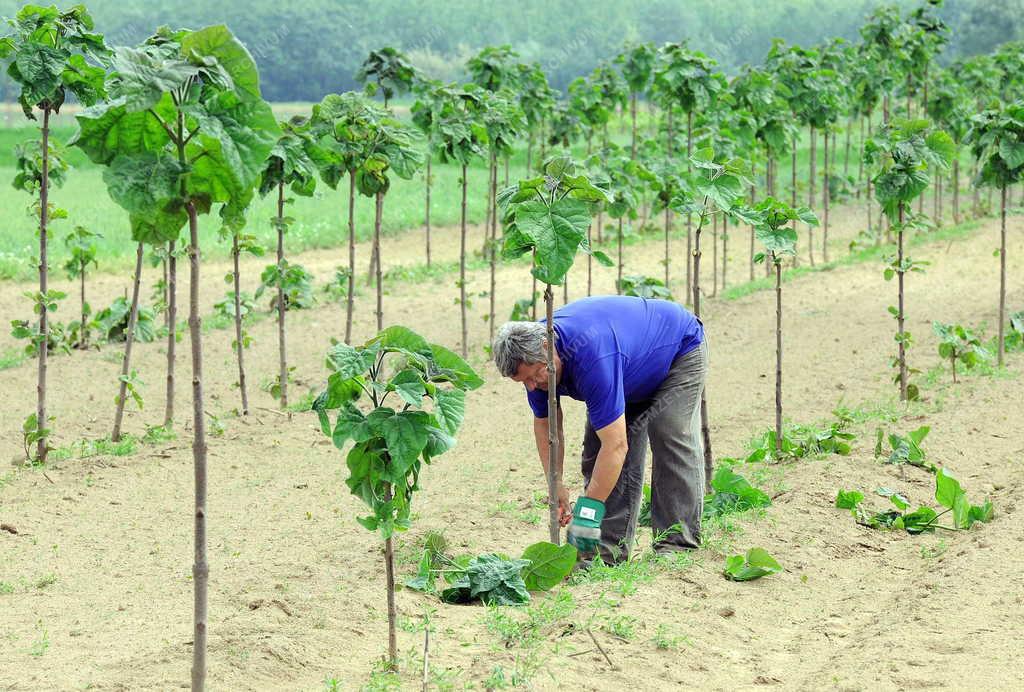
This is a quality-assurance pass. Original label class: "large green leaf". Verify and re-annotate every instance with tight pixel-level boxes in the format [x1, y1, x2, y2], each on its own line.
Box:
[325, 342, 374, 379]
[755, 226, 798, 257]
[390, 369, 426, 406]
[109, 45, 199, 111]
[433, 388, 466, 435]
[428, 344, 484, 390]
[521, 542, 577, 591]
[381, 410, 430, 471]
[102, 153, 186, 219]
[998, 138, 1024, 169]
[70, 96, 172, 165]
[180, 25, 262, 100]
[514, 197, 592, 286]
[723, 547, 781, 581]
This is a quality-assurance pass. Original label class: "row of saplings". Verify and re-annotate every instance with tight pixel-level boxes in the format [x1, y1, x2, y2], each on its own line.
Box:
[310, 155, 1001, 679]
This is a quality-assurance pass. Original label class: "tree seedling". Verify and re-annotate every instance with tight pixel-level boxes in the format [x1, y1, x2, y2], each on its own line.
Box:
[932, 322, 990, 383]
[312, 325, 482, 668]
[723, 548, 782, 581]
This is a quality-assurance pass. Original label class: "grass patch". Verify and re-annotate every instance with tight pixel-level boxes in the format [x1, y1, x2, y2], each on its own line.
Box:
[51, 436, 138, 461]
[0, 347, 27, 371]
[721, 218, 983, 301]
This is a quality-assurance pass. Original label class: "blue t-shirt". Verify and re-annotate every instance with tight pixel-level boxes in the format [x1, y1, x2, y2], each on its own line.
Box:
[526, 295, 703, 430]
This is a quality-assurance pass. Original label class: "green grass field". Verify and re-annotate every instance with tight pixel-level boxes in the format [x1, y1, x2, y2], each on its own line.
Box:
[0, 107, 886, 281]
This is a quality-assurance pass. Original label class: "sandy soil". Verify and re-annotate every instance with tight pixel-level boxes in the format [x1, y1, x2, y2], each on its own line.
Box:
[1, 200, 1022, 691]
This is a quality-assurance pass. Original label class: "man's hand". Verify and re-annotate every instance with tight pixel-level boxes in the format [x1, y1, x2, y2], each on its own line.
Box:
[558, 484, 571, 526]
[567, 497, 605, 555]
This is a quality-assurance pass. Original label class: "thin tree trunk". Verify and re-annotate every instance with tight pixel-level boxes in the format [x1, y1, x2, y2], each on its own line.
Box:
[425, 155, 432, 267]
[750, 167, 757, 282]
[597, 209, 604, 243]
[691, 207, 713, 482]
[275, 183, 288, 408]
[711, 212, 718, 298]
[823, 129, 830, 263]
[844, 115, 852, 177]
[857, 115, 865, 196]
[544, 286, 560, 545]
[79, 268, 87, 349]
[722, 213, 728, 291]
[526, 134, 533, 174]
[767, 155, 774, 278]
[686, 110, 693, 303]
[588, 224, 593, 297]
[231, 234, 249, 415]
[112, 242, 144, 442]
[187, 201, 209, 692]
[791, 133, 798, 263]
[384, 531, 398, 667]
[374, 191, 384, 331]
[664, 207, 670, 286]
[504, 155, 509, 187]
[617, 217, 623, 293]
[953, 156, 960, 224]
[164, 241, 176, 427]
[808, 126, 816, 267]
[36, 107, 51, 462]
[999, 184, 1007, 366]
[774, 258, 782, 454]
[346, 174, 356, 343]
[563, 278, 568, 306]
[630, 92, 637, 159]
[460, 165, 468, 358]
[897, 202, 907, 401]
[488, 150, 498, 351]
[531, 274, 537, 320]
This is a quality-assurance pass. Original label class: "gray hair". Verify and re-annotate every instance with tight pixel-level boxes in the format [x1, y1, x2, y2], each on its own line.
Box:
[493, 321, 552, 377]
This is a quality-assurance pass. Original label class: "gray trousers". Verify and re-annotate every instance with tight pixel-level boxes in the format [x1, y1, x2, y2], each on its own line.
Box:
[581, 339, 708, 563]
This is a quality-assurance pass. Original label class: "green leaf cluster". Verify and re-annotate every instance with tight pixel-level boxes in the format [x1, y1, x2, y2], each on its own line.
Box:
[0, 4, 109, 117]
[966, 100, 1024, 188]
[932, 321, 990, 379]
[69, 25, 280, 245]
[617, 274, 673, 301]
[354, 47, 419, 104]
[723, 547, 781, 581]
[864, 117, 954, 222]
[312, 326, 482, 539]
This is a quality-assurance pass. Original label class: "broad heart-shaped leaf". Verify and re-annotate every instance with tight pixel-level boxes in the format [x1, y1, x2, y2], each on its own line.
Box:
[924, 130, 956, 168]
[109, 45, 200, 111]
[998, 138, 1024, 170]
[102, 154, 188, 236]
[755, 225, 798, 257]
[380, 410, 430, 473]
[180, 25, 262, 101]
[428, 344, 484, 390]
[433, 388, 466, 435]
[331, 404, 366, 449]
[723, 547, 782, 581]
[514, 197, 592, 286]
[934, 468, 971, 528]
[390, 369, 427, 406]
[835, 489, 863, 510]
[466, 554, 531, 605]
[521, 542, 577, 591]
[184, 92, 280, 205]
[370, 325, 432, 355]
[325, 342, 374, 379]
[70, 96, 173, 165]
[422, 423, 456, 461]
[694, 173, 743, 211]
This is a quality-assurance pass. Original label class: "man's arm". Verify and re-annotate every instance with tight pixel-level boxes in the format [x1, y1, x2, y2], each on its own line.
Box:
[583, 413, 628, 502]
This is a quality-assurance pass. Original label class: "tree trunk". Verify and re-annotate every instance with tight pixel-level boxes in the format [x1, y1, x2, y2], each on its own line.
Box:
[791, 133, 799, 264]
[951, 355, 957, 384]
[164, 241, 177, 427]
[488, 150, 498, 351]
[587, 223, 593, 297]
[563, 278, 568, 306]
[36, 106, 51, 462]
[112, 242, 144, 442]
[897, 202, 907, 401]
[526, 134, 533, 174]
[597, 208, 604, 244]
[691, 208, 713, 483]
[722, 213, 728, 291]
[711, 211, 718, 298]
[766, 156, 774, 278]
[374, 191, 384, 332]
[384, 531, 398, 668]
[630, 91, 637, 159]
[867, 115, 874, 243]
[823, 130, 830, 263]
[425, 155, 432, 267]
[663, 207, 671, 286]
[275, 183, 288, 408]
[808, 126, 816, 267]
[187, 201, 209, 692]
[531, 274, 538, 320]
[79, 267, 88, 349]
[857, 115, 865, 196]
[774, 258, 783, 455]
[617, 217, 624, 293]
[231, 234, 249, 415]
[504, 155, 509, 187]
[750, 171, 757, 282]
[998, 184, 1007, 366]
[686, 110, 693, 304]
[460, 165, 468, 358]
[346, 174, 356, 343]
[544, 285, 561, 545]
[844, 115, 852, 177]
[953, 157, 960, 224]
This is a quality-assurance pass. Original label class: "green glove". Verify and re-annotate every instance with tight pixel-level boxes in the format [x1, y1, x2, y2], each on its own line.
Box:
[567, 497, 605, 555]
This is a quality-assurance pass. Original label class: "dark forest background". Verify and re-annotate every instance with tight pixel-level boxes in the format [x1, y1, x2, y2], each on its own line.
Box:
[2, 0, 1022, 101]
